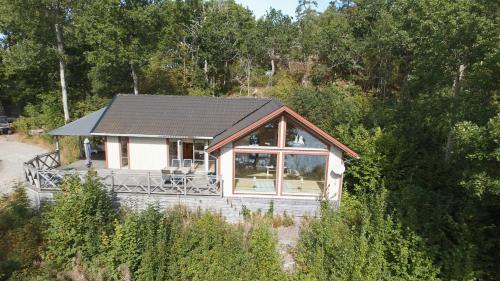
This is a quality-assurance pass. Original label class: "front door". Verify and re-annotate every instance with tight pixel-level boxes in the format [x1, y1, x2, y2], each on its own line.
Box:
[183, 143, 193, 160]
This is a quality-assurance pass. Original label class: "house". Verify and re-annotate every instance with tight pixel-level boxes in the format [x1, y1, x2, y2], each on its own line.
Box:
[32, 94, 358, 207]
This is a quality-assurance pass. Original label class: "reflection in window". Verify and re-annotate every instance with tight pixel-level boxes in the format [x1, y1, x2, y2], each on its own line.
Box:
[234, 119, 279, 147]
[193, 140, 205, 163]
[283, 154, 326, 195]
[169, 140, 178, 164]
[234, 153, 277, 193]
[286, 121, 327, 149]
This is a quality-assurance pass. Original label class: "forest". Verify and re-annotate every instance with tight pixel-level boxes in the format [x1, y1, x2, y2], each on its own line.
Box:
[0, 0, 498, 280]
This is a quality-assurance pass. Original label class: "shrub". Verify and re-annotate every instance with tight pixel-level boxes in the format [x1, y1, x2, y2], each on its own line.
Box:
[247, 222, 285, 281]
[43, 173, 116, 267]
[294, 191, 440, 280]
[0, 187, 42, 281]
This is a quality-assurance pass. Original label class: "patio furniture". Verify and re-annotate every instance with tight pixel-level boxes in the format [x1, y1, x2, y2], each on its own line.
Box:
[171, 159, 181, 167]
[161, 169, 172, 185]
[265, 165, 275, 176]
[183, 159, 193, 168]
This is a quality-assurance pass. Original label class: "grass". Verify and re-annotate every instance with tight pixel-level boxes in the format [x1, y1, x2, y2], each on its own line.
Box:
[15, 133, 80, 165]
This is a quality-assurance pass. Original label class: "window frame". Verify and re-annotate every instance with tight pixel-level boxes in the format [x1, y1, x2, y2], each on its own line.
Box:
[281, 151, 329, 197]
[231, 115, 331, 198]
[233, 118, 280, 148]
[118, 136, 129, 168]
[233, 150, 280, 195]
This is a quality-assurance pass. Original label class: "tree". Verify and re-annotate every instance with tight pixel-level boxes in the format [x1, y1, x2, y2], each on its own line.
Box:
[0, 0, 75, 122]
[75, 0, 163, 95]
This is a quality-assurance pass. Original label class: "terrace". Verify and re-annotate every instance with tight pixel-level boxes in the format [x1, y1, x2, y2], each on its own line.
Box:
[23, 150, 220, 197]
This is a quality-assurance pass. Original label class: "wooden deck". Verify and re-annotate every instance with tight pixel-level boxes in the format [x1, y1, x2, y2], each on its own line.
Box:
[24, 151, 220, 196]
[23, 151, 322, 222]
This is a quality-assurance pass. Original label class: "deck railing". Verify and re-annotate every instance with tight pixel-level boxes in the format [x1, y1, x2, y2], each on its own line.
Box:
[36, 170, 220, 196]
[24, 151, 220, 196]
[23, 150, 61, 189]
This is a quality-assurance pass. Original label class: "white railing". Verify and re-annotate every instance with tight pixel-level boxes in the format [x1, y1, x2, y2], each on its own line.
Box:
[34, 169, 220, 196]
[24, 151, 220, 196]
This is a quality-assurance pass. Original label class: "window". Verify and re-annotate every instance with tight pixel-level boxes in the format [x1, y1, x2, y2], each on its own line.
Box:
[193, 140, 205, 163]
[234, 119, 279, 147]
[282, 154, 326, 195]
[234, 153, 277, 193]
[169, 140, 178, 164]
[286, 121, 327, 149]
[119, 137, 129, 167]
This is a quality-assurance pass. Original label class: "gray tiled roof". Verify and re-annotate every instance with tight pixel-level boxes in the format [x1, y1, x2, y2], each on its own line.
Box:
[209, 99, 283, 148]
[48, 107, 107, 136]
[92, 95, 283, 139]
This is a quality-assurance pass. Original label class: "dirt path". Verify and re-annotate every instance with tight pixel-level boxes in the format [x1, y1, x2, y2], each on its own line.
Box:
[0, 134, 48, 194]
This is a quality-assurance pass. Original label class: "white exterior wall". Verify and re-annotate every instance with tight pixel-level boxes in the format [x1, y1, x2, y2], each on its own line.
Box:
[327, 146, 343, 201]
[128, 137, 167, 170]
[106, 136, 121, 169]
[219, 143, 233, 197]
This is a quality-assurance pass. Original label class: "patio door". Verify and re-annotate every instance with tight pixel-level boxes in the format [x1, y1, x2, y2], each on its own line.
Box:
[119, 137, 129, 168]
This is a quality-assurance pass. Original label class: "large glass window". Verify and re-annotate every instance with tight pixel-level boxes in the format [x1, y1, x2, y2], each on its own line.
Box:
[234, 153, 277, 193]
[282, 154, 326, 195]
[234, 119, 279, 147]
[286, 120, 327, 149]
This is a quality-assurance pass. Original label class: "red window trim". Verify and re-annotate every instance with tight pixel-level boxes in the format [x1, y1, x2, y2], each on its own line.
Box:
[280, 152, 329, 197]
[208, 106, 358, 159]
[231, 148, 330, 197]
[232, 150, 280, 196]
[283, 114, 329, 149]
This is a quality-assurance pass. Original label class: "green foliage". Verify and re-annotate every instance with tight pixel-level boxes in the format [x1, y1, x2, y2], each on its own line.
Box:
[1, 0, 498, 279]
[13, 92, 64, 134]
[168, 212, 250, 280]
[43, 173, 116, 267]
[295, 192, 440, 280]
[0, 187, 42, 281]
[247, 222, 284, 281]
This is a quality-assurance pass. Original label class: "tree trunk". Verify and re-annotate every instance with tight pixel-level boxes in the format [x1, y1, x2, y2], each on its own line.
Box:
[445, 64, 465, 162]
[55, 23, 69, 123]
[270, 58, 275, 76]
[204, 59, 208, 82]
[131, 62, 139, 95]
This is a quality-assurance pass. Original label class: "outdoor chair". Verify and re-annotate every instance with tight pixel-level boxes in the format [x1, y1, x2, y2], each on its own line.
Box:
[183, 159, 193, 167]
[171, 159, 181, 168]
[161, 169, 172, 185]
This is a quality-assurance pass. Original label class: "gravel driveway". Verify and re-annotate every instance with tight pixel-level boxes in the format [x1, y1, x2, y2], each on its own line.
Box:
[0, 135, 48, 194]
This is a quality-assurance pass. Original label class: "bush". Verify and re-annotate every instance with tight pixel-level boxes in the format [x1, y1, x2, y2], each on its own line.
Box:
[43, 173, 116, 267]
[294, 191, 440, 280]
[0, 187, 42, 281]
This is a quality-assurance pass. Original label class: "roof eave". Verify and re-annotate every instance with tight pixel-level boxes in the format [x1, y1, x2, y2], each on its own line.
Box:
[207, 106, 359, 159]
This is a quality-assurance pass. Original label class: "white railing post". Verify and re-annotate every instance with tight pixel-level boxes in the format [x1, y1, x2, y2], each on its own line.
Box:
[147, 172, 151, 195]
[35, 170, 40, 190]
[110, 171, 115, 193]
[183, 175, 187, 195]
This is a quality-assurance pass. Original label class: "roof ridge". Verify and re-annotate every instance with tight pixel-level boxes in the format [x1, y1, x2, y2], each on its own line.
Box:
[212, 99, 281, 139]
[116, 93, 273, 101]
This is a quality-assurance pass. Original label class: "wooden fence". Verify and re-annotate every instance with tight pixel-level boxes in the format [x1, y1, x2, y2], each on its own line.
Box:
[24, 151, 220, 196]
